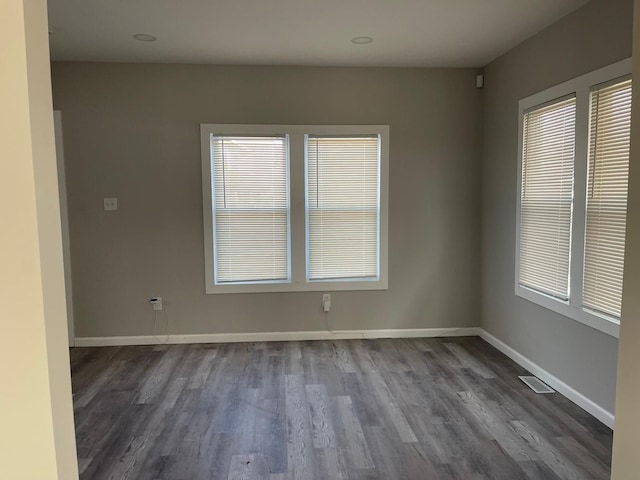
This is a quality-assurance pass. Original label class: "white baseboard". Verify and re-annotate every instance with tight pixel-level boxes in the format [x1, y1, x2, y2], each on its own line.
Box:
[478, 328, 614, 429]
[74, 326, 480, 347]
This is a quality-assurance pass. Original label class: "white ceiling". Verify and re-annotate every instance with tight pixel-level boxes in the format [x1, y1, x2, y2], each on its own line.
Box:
[48, 0, 590, 67]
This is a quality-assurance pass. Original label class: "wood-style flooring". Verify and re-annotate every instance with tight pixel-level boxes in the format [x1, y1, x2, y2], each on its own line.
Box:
[70, 337, 613, 479]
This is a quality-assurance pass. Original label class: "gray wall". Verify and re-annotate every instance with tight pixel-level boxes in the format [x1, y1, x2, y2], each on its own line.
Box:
[481, 0, 633, 415]
[52, 64, 483, 338]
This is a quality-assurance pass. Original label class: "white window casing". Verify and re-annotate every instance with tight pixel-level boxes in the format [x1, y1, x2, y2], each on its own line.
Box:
[201, 124, 389, 294]
[515, 58, 631, 338]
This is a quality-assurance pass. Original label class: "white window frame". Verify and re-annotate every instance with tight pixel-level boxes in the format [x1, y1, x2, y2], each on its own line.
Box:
[201, 124, 389, 294]
[515, 58, 631, 338]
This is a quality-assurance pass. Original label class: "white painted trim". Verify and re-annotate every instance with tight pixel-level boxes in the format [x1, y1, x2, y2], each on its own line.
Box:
[478, 329, 614, 429]
[515, 58, 631, 339]
[75, 327, 480, 347]
[518, 58, 632, 112]
[515, 285, 620, 338]
[200, 124, 390, 294]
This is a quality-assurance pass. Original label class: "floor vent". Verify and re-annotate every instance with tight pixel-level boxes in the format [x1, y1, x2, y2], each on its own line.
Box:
[519, 376, 555, 394]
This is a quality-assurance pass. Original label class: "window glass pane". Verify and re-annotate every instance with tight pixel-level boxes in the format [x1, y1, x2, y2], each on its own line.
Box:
[306, 135, 379, 280]
[583, 79, 632, 318]
[519, 97, 576, 300]
[212, 135, 289, 283]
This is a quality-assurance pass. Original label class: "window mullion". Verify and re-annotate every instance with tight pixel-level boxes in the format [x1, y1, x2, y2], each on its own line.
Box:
[570, 88, 590, 309]
[288, 132, 306, 284]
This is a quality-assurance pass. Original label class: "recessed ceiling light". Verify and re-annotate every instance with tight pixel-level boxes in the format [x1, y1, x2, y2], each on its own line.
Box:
[133, 33, 157, 42]
[351, 36, 373, 45]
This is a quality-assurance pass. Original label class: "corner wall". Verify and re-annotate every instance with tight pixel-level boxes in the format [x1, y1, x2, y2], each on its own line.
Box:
[481, 0, 633, 416]
[0, 0, 78, 478]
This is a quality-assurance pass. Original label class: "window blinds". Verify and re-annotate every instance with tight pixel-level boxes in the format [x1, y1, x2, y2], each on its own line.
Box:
[583, 79, 632, 318]
[519, 97, 576, 300]
[306, 135, 380, 280]
[212, 135, 289, 283]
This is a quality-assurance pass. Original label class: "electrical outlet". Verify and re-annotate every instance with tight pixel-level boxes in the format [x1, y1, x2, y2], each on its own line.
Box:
[322, 293, 331, 312]
[150, 297, 163, 311]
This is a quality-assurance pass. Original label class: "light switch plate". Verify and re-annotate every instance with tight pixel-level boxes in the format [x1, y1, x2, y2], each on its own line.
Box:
[103, 198, 118, 211]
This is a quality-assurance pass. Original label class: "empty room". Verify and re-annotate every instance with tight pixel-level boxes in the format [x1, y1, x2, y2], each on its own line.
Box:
[4, 0, 640, 478]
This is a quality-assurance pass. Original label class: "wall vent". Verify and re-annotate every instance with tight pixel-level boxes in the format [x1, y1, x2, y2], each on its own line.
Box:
[519, 375, 555, 394]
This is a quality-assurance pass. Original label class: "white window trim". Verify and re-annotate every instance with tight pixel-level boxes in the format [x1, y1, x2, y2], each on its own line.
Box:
[201, 124, 389, 294]
[515, 58, 631, 339]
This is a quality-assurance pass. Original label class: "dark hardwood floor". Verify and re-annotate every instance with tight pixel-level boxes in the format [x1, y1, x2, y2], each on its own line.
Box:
[70, 337, 612, 479]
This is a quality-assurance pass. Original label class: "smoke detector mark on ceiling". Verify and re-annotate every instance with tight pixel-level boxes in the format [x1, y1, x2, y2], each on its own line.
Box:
[133, 33, 157, 42]
[351, 36, 373, 45]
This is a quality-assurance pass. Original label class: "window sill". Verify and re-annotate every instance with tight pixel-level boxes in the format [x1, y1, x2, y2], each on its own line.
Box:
[205, 279, 388, 294]
[515, 285, 620, 338]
